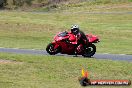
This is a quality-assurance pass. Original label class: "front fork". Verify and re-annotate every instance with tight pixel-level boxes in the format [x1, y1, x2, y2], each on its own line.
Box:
[52, 41, 60, 50]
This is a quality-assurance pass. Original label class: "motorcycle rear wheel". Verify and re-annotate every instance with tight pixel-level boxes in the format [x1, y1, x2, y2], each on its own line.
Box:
[46, 43, 60, 55]
[82, 44, 96, 57]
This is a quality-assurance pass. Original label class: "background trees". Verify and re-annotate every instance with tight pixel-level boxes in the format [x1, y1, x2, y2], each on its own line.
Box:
[0, 0, 131, 9]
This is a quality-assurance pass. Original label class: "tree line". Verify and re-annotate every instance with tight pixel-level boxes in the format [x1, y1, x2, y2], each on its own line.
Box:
[0, 0, 131, 9]
[0, 0, 68, 8]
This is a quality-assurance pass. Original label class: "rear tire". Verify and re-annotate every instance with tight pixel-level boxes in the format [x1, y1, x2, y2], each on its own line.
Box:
[82, 44, 96, 57]
[46, 43, 60, 55]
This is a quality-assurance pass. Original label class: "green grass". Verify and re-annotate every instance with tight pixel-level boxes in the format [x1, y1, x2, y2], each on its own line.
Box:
[0, 53, 131, 88]
[35, 1, 132, 12]
[0, 9, 132, 54]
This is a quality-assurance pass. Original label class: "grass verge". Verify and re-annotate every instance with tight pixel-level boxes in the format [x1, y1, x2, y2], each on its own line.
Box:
[0, 53, 131, 88]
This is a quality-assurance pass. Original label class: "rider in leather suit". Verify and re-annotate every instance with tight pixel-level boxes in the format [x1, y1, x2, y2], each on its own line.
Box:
[70, 25, 89, 55]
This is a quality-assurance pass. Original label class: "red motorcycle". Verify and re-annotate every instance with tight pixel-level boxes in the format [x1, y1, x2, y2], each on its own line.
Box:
[46, 31, 100, 57]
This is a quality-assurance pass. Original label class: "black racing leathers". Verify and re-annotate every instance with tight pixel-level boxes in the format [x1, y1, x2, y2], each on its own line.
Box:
[77, 30, 89, 46]
[74, 30, 89, 55]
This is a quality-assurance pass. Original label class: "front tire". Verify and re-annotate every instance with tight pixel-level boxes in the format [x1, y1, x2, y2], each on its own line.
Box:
[46, 43, 60, 55]
[82, 44, 96, 57]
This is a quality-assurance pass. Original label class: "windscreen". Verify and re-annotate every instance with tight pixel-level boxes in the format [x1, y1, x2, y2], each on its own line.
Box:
[58, 31, 68, 37]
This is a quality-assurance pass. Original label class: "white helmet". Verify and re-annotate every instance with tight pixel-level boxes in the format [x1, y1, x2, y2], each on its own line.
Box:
[71, 25, 79, 35]
[71, 25, 79, 29]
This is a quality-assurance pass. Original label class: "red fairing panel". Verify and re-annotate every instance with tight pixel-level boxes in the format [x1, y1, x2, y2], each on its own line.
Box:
[86, 34, 99, 43]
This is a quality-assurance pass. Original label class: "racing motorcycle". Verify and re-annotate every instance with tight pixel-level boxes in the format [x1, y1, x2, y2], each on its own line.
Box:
[46, 31, 100, 57]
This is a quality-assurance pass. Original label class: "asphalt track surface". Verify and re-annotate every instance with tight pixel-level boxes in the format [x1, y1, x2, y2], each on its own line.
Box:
[0, 48, 132, 62]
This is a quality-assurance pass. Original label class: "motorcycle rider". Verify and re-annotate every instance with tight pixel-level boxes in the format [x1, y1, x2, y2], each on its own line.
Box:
[70, 25, 89, 55]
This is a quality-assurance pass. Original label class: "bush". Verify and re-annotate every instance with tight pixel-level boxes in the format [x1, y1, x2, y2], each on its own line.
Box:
[12, 0, 33, 6]
[0, 0, 7, 8]
[3, 0, 132, 9]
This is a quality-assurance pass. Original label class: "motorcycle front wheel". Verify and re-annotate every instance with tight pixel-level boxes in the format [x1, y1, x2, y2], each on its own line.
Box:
[46, 43, 60, 55]
[82, 44, 96, 57]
